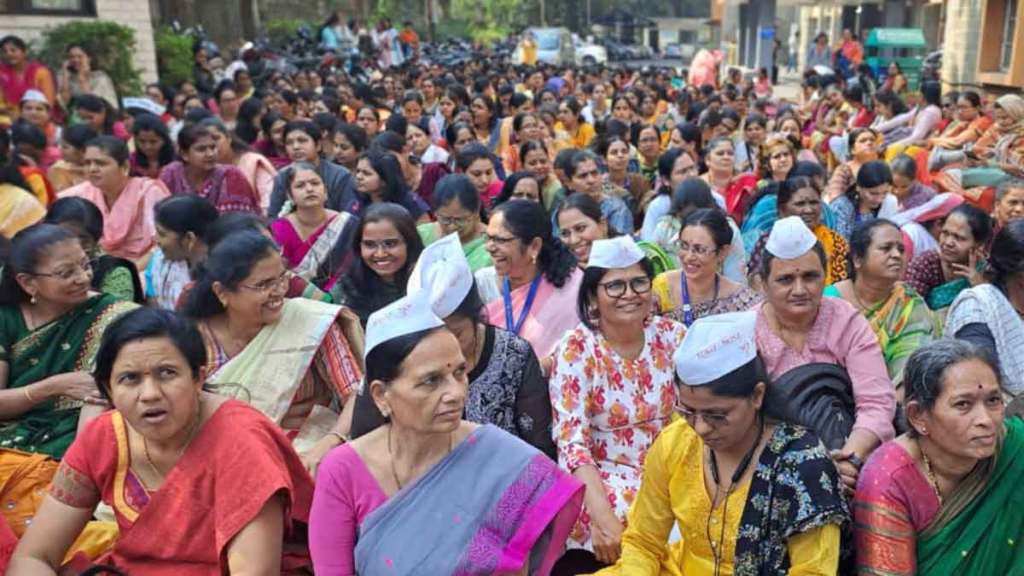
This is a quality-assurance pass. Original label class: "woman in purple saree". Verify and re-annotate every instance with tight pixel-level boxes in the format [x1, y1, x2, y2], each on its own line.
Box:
[310, 293, 583, 576]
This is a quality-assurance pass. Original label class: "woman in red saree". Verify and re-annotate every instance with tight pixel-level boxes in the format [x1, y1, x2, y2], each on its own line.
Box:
[0, 36, 56, 125]
[8, 308, 315, 575]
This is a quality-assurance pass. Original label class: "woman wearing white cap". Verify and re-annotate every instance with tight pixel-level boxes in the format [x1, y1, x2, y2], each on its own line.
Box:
[594, 311, 848, 575]
[309, 292, 584, 576]
[549, 236, 686, 573]
[349, 234, 556, 458]
[755, 215, 896, 492]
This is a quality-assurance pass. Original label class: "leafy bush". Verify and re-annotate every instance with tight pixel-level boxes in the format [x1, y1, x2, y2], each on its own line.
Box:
[265, 18, 312, 49]
[154, 26, 194, 88]
[38, 20, 142, 97]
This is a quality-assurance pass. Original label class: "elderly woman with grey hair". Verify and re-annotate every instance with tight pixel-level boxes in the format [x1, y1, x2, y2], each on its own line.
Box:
[889, 153, 936, 211]
[853, 338, 1024, 575]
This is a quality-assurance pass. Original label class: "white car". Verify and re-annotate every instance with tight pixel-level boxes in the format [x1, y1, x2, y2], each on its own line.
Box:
[574, 39, 608, 66]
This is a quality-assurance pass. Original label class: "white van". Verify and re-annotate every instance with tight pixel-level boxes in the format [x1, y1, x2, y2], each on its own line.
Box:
[524, 27, 575, 66]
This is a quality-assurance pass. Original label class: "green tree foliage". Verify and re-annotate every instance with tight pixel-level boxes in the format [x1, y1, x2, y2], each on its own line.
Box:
[38, 20, 142, 96]
[154, 26, 194, 89]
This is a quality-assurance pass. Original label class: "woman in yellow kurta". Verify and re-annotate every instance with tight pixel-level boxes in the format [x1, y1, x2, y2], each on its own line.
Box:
[596, 311, 849, 576]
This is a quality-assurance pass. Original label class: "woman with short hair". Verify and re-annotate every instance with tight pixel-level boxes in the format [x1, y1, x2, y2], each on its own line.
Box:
[550, 236, 686, 573]
[8, 307, 315, 575]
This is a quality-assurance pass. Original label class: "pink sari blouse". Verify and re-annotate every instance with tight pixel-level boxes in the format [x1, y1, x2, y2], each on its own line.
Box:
[484, 268, 583, 360]
[59, 177, 171, 260]
[754, 298, 896, 444]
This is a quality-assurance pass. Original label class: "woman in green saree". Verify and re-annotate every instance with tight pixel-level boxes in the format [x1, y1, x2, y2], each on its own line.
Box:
[853, 339, 1024, 575]
[0, 224, 137, 459]
[824, 219, 937, 394]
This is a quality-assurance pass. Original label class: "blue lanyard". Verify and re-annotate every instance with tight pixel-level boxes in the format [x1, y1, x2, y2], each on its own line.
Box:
[503, 275, 542, 335]
[680, 272, 719, 327]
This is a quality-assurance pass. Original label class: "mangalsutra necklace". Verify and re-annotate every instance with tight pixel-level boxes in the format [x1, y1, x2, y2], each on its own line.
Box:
[387, 423, 453, 490]
[141, 406, 201, 489]
[917, 438, 944, 505]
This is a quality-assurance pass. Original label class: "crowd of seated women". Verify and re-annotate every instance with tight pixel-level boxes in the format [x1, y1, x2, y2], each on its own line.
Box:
[1, 29, 1024, 574]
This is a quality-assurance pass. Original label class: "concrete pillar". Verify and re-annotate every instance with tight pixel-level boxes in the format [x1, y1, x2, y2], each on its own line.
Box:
[754, 0, 776, 72]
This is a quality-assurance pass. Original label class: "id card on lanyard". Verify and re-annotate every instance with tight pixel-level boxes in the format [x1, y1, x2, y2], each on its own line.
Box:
[504, 275, 542, 335]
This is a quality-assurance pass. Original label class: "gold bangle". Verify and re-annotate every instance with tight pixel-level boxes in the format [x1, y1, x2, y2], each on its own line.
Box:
[326, 431, 347, 444]
[23, 387, 35, 403]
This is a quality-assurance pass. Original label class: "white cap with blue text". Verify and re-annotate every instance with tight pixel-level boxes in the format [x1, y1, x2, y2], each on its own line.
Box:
[407, 232, 473, 319]
[765, 215, 817, 260]
[587, 236, 645, 269]
[364, 291, 445, 361]
[673, 310, 758, 385]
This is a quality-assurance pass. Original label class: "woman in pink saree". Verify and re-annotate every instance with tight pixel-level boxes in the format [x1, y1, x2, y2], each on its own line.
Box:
[310, 293, 583, 576]
[271, 162, 359, 291]
[475, 200, 583, 367]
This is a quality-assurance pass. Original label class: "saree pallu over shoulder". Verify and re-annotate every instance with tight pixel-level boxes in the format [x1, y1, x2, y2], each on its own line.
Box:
[916, 417, 1024, 575]
[205, 298, 361, 451]
[283, 211, 359, 291]
[354, 425, 584, 576]
[733, 422, 851, 575]
[61, 402, 314, 575]
[0, 294, 138, 458]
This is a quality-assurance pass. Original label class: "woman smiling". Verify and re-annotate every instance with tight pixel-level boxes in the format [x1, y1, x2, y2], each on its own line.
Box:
[550, 236, 686, 573]
[476, 199, 581, 363]
[653, 208, 761, 326]
[186, 231, 362, 473]
[331, 202, 425, 326]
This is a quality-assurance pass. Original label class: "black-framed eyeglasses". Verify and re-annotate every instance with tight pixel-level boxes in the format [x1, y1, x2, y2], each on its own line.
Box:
[31, 258, 94, 281]
[599, 276, 651, 298]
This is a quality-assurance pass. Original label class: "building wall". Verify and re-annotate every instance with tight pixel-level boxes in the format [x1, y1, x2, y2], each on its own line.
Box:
[0, 0, 158, 84]
[941, 0, 985, 89]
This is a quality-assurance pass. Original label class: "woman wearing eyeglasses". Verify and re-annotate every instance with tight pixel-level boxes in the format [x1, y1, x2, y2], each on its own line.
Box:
[0, 224, 138, 459]
[416, 174, 492, 271]
[476, 199, 581, 367]
[185, 229, 363, 475]
[595, 311, 847, 576]
[331, 203, 424, 329]
[550, 236, 686, 574]
[653, 208, 760, 326]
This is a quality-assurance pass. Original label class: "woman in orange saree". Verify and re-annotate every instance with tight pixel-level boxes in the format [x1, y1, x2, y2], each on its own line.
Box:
[8, 308, 315, 575]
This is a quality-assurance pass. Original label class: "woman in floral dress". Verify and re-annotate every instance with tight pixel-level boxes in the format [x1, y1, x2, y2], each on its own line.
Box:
[550, 236, 686, 575]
